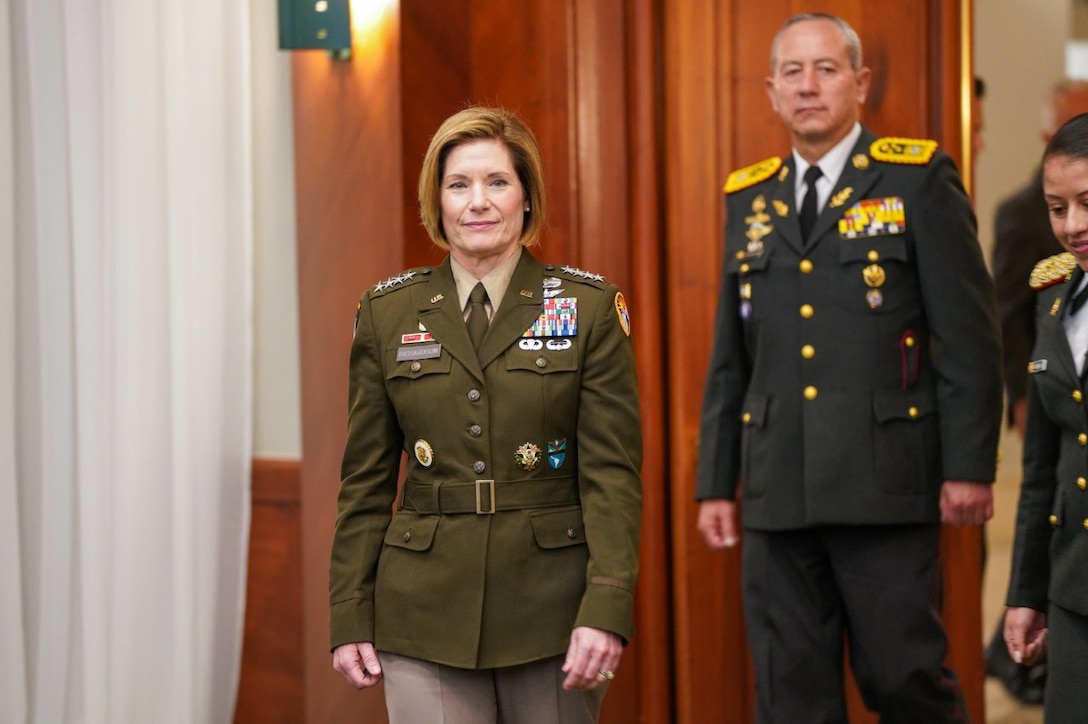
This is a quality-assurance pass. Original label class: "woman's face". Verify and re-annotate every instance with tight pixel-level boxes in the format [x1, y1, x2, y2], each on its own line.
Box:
[440, 138, 527, 271]
[1044, 153, 1088, 272]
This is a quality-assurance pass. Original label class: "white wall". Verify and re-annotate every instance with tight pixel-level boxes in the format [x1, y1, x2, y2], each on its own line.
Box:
[975, 0, 1070, 262]
[250, 1, 302, 458]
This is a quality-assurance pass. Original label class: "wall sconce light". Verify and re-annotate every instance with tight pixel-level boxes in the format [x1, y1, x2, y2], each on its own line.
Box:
[278, 0, 353, 60]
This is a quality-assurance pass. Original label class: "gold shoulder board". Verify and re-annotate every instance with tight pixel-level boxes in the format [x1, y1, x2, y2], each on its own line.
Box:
[723, 156, 783, 194]
[1030, 252, 1077, 290]
[869, 137, 938, 165]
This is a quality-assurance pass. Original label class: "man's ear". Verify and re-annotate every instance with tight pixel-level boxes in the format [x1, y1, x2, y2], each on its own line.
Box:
[856, 66, 872, 105]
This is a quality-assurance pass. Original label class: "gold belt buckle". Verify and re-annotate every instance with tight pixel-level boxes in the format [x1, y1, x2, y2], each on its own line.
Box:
[475, 479, 496, 514]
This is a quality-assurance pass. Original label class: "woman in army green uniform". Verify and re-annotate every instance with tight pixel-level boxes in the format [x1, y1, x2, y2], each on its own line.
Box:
[328, 106, 643, 724]
[1006, 112, 1088, 723]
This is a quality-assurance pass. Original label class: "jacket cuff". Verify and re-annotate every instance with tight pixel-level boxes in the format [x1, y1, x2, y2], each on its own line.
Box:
[329, 596, 374, 652]
[574, 580, 635, 643]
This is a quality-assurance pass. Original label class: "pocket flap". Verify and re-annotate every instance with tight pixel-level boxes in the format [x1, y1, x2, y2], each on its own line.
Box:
[383, 513, 439, 551]
[872, 387, 936, 423]
[742, 392, 770, 427]
[530, 507, 586, 549]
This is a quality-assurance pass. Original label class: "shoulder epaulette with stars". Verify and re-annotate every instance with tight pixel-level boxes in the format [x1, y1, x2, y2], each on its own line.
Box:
[1030, 252, 1077, 291]
[723, 156, 783, 194]
[869, 137, 938, 165]
[368, 267, 431, 296]
[554, 265, 608, 287]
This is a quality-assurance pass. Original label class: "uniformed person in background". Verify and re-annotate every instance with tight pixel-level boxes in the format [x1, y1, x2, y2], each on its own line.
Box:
[1006, 111, 1088, 723]
[695, 13, 1002, 722]
[983, 79, 1088, 707]
[328, 106, 643, 724]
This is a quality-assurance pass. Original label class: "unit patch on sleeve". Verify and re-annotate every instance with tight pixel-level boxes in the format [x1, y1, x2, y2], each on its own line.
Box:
[614, 292, 631, 336]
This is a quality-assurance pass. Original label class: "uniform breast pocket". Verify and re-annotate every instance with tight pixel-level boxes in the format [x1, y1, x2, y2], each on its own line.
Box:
[385, 349, 453, 421]
[505, 340, 580, 375]
[837, 236, 916, 314]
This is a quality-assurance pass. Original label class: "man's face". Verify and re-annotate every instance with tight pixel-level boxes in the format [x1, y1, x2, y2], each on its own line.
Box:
[766, 19, 870, 150]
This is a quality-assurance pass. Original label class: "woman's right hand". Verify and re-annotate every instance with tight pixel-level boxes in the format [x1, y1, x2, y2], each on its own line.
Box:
[332, 641, 383, 689]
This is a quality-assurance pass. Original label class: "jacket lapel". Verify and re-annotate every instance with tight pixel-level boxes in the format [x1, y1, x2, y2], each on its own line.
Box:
[806, 130, 881, 252]
[415, 259, 484, 381]
[770, 159, 804, 254]
[477, 251, 547, 369]
[1052, 269, 1083, 385]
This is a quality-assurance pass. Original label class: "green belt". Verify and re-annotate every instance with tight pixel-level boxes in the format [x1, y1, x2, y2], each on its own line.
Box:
[403, 476, 580, 515]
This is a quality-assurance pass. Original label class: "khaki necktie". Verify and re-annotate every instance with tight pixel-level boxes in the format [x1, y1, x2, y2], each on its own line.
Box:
[466, 282, 489, 351]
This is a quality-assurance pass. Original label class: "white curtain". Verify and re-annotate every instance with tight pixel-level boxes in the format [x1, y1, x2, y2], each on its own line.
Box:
[1, 1, 254, 722]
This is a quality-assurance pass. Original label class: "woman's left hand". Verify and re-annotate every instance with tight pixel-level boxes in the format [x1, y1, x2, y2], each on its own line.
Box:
[561, 626, 623, 690]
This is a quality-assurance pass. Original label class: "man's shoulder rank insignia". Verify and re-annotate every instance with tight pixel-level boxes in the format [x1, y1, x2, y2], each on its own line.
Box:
[724, 156, 783, 194]
[869, 137, 938, 165]
[1030, 252, 1077, 291]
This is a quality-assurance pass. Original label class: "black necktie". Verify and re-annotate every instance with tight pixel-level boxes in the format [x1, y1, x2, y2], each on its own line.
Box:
[800, 165, 823, 242]
[466, 282, 489, 351]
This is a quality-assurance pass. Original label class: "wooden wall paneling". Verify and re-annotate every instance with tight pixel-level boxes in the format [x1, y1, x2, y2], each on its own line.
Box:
[235, 459, 304, 723]
[625, 2, 674, 722]
[294, 9, 405, 722]
[467, 0, 578, 267]
[665, 1, 754, 722]
[856, 1, 929, 137]
[400, 0, 472, 269]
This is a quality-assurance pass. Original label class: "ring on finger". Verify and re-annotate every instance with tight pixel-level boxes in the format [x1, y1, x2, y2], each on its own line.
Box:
[597, 668, 614, 680]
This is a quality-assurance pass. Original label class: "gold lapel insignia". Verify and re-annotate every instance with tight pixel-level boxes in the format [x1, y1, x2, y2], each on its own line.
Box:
[520, 289, 533, 298]
[773, 199, 789, 217]
[430, 293, 444, 304]
[852, 154, 870, 170]
[829, 187, 854, 208]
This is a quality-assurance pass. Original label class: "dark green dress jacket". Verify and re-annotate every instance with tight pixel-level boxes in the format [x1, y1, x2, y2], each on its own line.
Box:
[330, 250, 643, 669]
[696, 127, 1002, 530]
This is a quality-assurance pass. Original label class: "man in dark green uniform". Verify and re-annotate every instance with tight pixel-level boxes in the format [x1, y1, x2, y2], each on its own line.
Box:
[695, 13, 1002, 722]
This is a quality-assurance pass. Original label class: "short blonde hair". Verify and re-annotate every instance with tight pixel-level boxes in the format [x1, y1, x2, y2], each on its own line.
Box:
[418, 106, 546, 249]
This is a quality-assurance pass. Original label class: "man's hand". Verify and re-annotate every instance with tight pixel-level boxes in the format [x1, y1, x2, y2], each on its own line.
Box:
[697, 499, 739, 549]
[332, 641, 383, 689]
[940, 480, 994, 526]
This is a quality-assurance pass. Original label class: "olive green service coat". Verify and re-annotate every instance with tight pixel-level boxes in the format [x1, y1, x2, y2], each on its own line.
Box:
[1008, 255, 1088, 617]
[696, 127, 1002, 530]
[329, 250, 643, 670]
